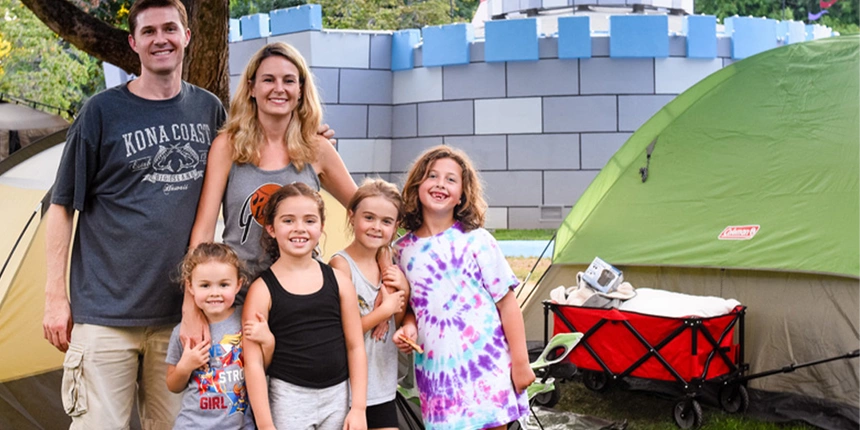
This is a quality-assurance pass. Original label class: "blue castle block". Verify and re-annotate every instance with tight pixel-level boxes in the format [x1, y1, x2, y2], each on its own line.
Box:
[786, 21, 806, 44]
[270, 4, 322, 36]
[392, 29, 421, 71]
[485, 19, 539, 62]
[240, 13, 270, 40]
[725, 17, 777, 59]
[558, 16, 591, 59]
[422, 23, 474, 67]
[609, 15, 669, 58]
[805, 24, 815, 41]
[229, 18, 241, 42]
[683, 15, 716, 58]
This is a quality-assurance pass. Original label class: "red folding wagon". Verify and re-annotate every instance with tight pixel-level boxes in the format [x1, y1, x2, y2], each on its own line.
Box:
[543, 302, 748, 428]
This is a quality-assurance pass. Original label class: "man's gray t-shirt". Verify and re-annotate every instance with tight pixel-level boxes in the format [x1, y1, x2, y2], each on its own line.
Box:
[51, 82, 226, 326]
[166, 308, 254, 429]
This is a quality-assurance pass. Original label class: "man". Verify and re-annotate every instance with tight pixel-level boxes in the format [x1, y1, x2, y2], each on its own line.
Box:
[42, 0, 225, 427]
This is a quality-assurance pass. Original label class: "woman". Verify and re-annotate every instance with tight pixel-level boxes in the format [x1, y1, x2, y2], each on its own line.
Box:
[189, 42, 357, 278]
[180, 42, 358, 346]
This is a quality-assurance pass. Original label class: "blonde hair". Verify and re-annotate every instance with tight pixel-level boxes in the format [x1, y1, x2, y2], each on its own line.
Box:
[180, 242, 247, 289]
[260, 182, 326, 262]
[222, 42, 323, 169]
[400, 145, 487, 232]
[346, 178, 404, 236]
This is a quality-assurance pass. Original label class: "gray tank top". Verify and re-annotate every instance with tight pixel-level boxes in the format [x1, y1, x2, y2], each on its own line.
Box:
[222, 162, 320, 279]
[332, 250, 398, 405]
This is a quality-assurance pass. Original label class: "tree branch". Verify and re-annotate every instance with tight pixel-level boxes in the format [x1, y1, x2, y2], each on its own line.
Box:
[19, 0, 141, 75]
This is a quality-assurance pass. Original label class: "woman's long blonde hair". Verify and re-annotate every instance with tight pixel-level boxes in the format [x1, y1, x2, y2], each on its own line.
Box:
[222, 42, 323, 170]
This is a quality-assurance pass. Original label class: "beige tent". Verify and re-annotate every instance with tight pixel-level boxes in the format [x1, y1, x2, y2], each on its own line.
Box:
[0, 126, 349, 429]
[0, 102, 68, 161]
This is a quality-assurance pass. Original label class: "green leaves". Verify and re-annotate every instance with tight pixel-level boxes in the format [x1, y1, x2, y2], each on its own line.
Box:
[0, 0, 103, 118]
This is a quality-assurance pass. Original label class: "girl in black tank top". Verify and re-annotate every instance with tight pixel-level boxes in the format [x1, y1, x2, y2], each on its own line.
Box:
[241, 183, 368, 430]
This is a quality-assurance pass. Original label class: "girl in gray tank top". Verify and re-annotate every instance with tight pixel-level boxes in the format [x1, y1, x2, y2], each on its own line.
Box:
[329, 179, 409, 428]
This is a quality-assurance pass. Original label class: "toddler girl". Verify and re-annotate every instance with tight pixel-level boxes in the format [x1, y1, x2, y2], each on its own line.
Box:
[165, 242, 256, 429]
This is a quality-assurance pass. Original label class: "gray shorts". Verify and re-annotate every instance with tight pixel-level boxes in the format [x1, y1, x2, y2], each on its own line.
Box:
[269, 378, 349, 430]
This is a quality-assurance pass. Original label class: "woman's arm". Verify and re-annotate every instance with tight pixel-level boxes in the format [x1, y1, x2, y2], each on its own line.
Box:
[180, 135, 234, 348]
[496, 291, 535, 394]
[335, 271, 368, 430]
[314, 136, 357, 207]
[242, 279, 276, 430]
[190, 134, 233, 247]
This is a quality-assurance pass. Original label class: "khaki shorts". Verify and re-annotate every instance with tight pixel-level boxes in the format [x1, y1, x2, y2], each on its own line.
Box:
[61, 324, 181, 430]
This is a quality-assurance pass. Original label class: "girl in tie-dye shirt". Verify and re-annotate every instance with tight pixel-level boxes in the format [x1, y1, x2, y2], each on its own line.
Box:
[392, 146, 535, 430]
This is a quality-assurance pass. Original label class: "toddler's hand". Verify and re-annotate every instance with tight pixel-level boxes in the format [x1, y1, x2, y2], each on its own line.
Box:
[179, 340, 210, 373]
[243, 312, 274, 349]
[393, 323, 418, 354]
[342, 407, 367, 430]
[511, 362, 536, 394]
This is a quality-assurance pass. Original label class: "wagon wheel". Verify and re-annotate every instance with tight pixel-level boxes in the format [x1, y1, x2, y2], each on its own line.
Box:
[719, 384, 750, 413]
[582, 370, 610, 392]
[533, 385, 561, 408]
[673, 399, 703, 429]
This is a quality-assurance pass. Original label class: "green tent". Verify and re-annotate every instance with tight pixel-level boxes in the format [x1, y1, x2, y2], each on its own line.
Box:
[523, 36, 859, 415]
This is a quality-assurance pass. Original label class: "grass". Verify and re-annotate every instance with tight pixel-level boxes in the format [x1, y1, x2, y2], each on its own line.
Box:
[491, 229, 556, 241]
[553, 378, 815, 430]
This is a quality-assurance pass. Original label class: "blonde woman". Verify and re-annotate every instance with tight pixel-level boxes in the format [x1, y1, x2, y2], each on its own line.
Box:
[191, 42, 356, 274]
[182, 42, 358, 344]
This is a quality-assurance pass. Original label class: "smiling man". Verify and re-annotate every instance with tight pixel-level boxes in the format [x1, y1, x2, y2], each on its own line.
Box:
[41, 0, 226, 428]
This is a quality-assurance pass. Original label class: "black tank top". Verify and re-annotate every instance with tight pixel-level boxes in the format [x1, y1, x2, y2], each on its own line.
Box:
[261, 261, 348, 388]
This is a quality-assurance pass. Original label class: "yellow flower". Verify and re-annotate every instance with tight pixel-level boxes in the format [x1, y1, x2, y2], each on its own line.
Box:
[117, 3, 129, 19]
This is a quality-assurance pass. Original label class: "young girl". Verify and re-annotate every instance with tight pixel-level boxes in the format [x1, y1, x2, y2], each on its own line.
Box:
[243, 182, 367, 430]
[165, 243, 257, 429]
[330, 179, 410, 430]
[392, 146, 536, 430]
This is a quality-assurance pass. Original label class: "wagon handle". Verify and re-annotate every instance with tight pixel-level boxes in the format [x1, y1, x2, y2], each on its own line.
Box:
[734, 349, 860, 383]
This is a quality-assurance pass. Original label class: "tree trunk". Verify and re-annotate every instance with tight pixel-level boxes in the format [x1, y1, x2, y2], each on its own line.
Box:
[19, 0, 230, 105]
[184, 0, 231, 107]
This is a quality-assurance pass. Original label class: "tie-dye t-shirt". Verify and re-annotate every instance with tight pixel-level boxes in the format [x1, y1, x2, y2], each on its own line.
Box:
[393, 222, 528, 430]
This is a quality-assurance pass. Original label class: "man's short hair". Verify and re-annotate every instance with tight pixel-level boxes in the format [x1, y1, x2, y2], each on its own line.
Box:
[128, 0, 189, 36]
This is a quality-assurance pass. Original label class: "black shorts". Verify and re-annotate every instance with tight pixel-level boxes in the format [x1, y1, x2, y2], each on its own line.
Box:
[366, 399, 398, 429]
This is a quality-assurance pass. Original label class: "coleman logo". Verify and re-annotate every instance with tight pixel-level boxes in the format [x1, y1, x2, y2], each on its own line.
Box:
[718, 225, 760, 240]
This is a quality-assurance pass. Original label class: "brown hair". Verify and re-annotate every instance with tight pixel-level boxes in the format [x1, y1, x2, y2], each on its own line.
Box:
[222, 42, 323, 169]
[128, 0, 189, 36]
[260, 182, 326, 261]
[180, 242, 247, 290]
[346, 178, 404, 236]
[400, 145, 486, 232]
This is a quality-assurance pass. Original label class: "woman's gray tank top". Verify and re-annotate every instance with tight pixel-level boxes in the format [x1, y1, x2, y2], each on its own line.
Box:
[222, 162, 320, 279]
[331, 250, 398, 405]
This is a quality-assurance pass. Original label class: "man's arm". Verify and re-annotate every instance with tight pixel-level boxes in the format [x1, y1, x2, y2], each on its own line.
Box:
[42, 203, 74, 352]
